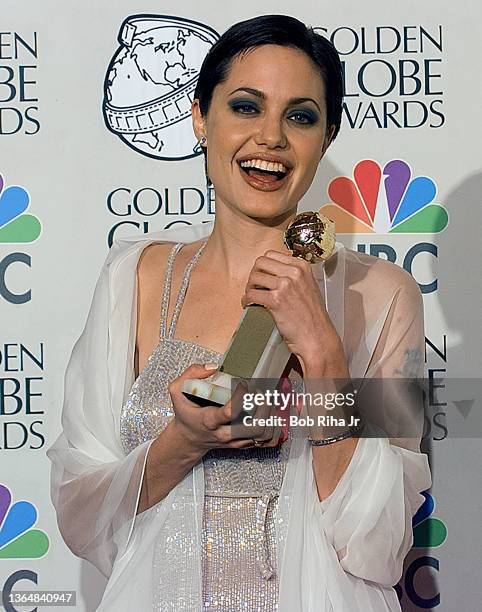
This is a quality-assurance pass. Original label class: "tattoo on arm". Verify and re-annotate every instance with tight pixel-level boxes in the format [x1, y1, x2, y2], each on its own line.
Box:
[393, 347, 423, 377]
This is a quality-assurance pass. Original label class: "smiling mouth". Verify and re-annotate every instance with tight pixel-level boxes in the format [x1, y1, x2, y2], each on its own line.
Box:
[237, 161, 291, 184]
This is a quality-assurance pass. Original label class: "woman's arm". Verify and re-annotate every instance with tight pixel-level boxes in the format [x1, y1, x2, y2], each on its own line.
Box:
[136, 420, 204, 514]
[47, 241, 156, 577]
[311, 438, 359, 501]
[300, 341, 359, 502]
[242, 247, 430, 586]
[314, 270, 431, 586]
[135, 243, 207, 515]
[241, 247, 359, 501]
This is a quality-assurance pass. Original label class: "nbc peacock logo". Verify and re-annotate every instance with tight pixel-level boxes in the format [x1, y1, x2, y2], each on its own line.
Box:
[411, 490, 447, 549]
[395, 491, 447, 607]
[320, 159, 449, 234]
[0, 173, 41, 243]
[0, 484, 49, 559]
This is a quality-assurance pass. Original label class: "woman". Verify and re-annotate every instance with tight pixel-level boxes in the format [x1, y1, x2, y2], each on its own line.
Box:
[47, 15, 431, 611]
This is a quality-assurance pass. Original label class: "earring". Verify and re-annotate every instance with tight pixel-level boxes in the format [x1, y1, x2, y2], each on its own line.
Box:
[200, 136, 207, 146]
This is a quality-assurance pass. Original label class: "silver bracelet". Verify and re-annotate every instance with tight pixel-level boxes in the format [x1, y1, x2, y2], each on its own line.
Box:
[308, 417, 365, 446]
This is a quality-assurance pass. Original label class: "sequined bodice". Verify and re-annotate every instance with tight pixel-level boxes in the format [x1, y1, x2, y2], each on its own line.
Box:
[121, 334, 292, 494]
[120, 240, 297, 610]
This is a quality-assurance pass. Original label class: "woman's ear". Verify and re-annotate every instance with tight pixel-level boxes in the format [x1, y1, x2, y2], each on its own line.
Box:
[192, 99, 206, 142]
[320, 125, 337, 160]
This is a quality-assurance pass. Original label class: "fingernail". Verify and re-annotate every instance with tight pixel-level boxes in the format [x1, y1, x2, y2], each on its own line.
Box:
[204, 363, 218, 370]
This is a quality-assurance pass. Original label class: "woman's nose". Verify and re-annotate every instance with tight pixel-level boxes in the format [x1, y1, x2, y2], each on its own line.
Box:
[254, 113, 287, 148]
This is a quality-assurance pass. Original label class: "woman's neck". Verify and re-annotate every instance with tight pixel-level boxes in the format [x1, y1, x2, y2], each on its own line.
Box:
[202, 200, 296, 284]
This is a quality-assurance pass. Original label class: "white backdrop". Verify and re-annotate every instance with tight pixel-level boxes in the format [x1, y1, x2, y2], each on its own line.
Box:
[1, 1, 481, 610]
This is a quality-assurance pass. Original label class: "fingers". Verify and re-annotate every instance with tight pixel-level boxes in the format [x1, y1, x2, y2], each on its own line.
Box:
[232, 383, 283, 445]
[168, 363, 218, 401]
[255, 251, 310, 276]
[203, 424, 275, 447]
[263, 249, 294, 263]
[263, 250, 311, 272]
[228, 438, 260, 449]
[207, 381, 283, 448]
[199, 377, 248, 431]
[168, 364, 285, 450]
[224, 379, 250, 421]
[242, 288, 273, 309]
[230, 433, 282, 449]
[245, 270, 278, 291]
[203, 405, 231, 430]
[226, 431, 282, 449]
[245, 253, 311, 310]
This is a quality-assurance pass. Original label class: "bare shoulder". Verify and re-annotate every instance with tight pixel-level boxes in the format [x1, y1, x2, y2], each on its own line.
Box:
[136, 239, 204, 291]
[136, 242, 180, 334]
[134, 240, 206, 373]
[135, 242, 176, 362]
[137, 242, 174, 287]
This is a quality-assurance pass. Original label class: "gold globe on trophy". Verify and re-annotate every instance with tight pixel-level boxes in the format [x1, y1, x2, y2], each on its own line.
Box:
[181, 210, 336, 406]
[284, 211, 336, 262]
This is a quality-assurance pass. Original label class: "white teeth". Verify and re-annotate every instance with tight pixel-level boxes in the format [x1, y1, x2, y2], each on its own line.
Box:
[240, 159, 288, 174]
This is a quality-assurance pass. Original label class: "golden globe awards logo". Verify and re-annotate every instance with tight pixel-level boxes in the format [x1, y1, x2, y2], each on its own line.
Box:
[316, 25, 444, 129]
[105, 185, 215, 246]
[102, 14, 219, 160]
[0, 31, 40, 135]
[0, 342, 45, 451]
[102, 15, 220, 245]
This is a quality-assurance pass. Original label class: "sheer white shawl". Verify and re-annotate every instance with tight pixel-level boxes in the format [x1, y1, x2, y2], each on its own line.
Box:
[46, 220, 431, 611]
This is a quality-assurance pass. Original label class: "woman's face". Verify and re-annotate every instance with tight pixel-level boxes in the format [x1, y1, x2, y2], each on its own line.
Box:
[192, 44, 334, 221]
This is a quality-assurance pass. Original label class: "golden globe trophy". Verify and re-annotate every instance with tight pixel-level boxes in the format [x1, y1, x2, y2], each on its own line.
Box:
[181, 211, 336, 407]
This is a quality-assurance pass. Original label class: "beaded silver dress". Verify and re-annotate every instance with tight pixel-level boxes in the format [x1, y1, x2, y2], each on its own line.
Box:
[120, 241, 297, 611]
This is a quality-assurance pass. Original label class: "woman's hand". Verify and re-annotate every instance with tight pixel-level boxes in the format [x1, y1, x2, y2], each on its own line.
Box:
[241, 250, 349, 378]
[167, 364, 282, 455]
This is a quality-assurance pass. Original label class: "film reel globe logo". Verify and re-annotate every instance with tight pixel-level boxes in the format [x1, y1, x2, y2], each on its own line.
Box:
[103, 15, 219, 160]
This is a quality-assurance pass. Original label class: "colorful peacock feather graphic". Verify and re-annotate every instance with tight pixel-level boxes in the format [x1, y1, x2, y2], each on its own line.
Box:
[411, 491, 447, 549]
[320, 159, 449, 234]
[0, 484, 49, 559]
[0, 173, 42, 243]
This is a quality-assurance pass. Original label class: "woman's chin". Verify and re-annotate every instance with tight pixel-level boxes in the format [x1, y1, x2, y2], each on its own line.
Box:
[239, 204, 295, 223]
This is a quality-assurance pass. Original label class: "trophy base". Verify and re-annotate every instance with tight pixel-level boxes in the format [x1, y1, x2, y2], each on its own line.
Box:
[182, 371, 233, 407]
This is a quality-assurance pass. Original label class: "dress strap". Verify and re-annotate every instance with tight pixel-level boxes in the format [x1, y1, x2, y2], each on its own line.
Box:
[255, 493, 276, 580]
[159, 240, 208, 340]
[159, 243, 184, 340]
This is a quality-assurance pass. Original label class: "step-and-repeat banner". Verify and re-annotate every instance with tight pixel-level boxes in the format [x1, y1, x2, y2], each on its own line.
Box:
[1, 1, 481, 610]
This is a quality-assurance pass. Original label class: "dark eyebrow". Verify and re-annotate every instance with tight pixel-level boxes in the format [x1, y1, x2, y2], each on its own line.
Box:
[228, 87, 322, 113]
